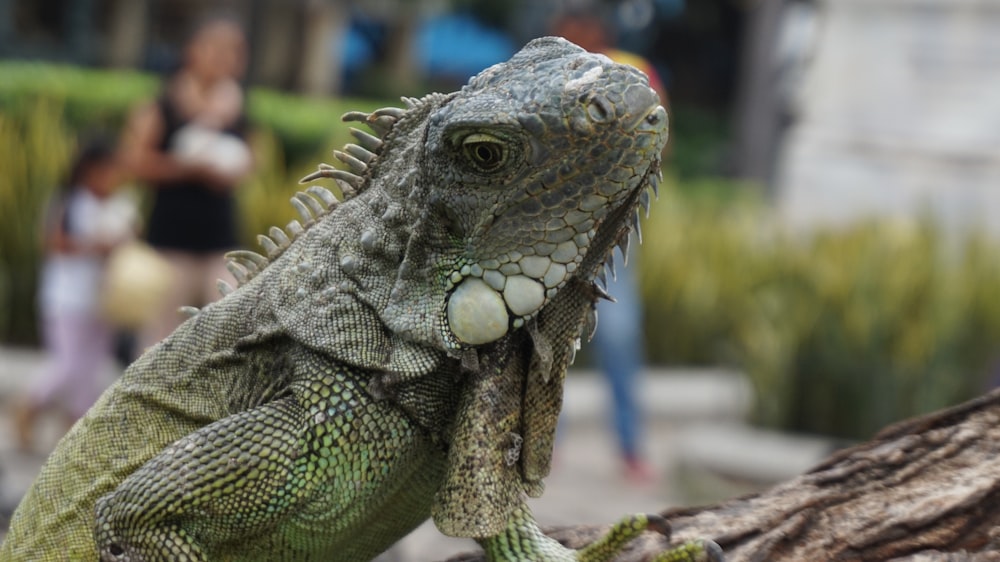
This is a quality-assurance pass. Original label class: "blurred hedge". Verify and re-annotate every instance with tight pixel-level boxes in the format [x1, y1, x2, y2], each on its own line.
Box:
[640, 179, 1000, 439]
[0, 61, 381, 343]
[0, 102, 75, 343]
[0, 60, 383, 167]
[0, 100, 323, 345]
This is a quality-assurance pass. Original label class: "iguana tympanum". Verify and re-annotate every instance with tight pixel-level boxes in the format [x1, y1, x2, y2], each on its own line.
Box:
[1, 38, 720, 561]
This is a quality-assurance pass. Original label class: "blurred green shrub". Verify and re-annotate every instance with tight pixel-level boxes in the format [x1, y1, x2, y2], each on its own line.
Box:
[667, 106, 730, 180]
[0, 59, 380, 343]
[0, 101, 74, 343]
[0, 102, 365, 342]
[640, 178, 1000, 439]
[0, 60, 382, 167]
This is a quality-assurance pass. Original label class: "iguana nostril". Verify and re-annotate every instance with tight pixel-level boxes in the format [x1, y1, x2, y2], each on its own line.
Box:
[585, 95, 613, 122]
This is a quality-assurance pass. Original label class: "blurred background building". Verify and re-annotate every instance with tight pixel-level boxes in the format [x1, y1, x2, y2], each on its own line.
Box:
[777, 0, 1000, 234]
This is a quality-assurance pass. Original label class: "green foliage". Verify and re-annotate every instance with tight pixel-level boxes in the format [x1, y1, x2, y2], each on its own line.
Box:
[245, 90, 382, 168]
[0, 101, 74, 343]
[667, 106, 730, 179]
[0, 61, 157, 131]
[640, 178, 1000, 439]
[0, 60, 383, 166]
[0, 59, 378, 343]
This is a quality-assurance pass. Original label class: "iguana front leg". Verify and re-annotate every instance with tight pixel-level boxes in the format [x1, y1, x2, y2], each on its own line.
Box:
[93, 395, 305, 561]
[431, 330, 724, 562]
[480, 505, 723, 562]
[93, 349, 448, 562]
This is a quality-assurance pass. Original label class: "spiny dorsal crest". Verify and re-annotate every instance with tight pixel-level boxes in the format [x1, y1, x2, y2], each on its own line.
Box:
[221, 100, 419, 292]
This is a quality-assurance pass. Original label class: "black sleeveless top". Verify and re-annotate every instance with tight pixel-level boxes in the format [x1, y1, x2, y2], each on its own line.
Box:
[145, 95, 247, 253]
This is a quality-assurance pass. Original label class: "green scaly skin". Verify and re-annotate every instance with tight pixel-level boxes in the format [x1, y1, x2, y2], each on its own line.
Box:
[0, 37, 720, 561]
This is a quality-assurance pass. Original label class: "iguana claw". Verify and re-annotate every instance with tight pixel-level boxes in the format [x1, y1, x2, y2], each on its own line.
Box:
[481, 507, 724, 562]
[577, 513, 724, 562]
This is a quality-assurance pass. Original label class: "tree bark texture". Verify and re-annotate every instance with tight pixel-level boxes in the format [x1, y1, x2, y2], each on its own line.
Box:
[446, 389, 1000, 561]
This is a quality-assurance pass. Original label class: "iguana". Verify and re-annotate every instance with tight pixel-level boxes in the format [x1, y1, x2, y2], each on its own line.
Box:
[0, 37, 719, 561]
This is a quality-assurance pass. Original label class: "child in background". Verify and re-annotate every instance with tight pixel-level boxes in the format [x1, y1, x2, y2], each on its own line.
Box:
[14, 137, 138, 452]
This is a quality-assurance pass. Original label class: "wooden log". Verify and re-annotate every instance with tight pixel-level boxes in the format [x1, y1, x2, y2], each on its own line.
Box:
[446, 388, 1000, 561]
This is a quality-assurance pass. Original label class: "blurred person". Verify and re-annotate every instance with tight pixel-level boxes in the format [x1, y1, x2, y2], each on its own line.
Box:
[121, 15, 252, 356]
[14, 137, 138, 452]
[552, 9, 667, 484]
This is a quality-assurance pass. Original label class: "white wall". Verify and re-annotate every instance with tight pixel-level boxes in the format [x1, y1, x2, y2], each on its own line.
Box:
[777, 0, 1000, 234]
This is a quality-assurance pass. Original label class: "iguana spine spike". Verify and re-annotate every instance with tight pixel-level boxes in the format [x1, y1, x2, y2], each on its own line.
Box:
[238, 259, 261, 276]
[334, 179, 358, 199]
[617, 233, 631, 266]
[306, 185, 339, 208]
[341, 110, 372, 124]
[344, 143, 376, 165]
[596, 267, 607, 289]
[295, 191, 326, 217]
[257, 234, 280, 258]
[285, 220, 304, 239]
[290, 196, 314, 224]
[374, 107, 406, 119]
[342, 109, 400, 137]
[299, 163, 338, 185]
[369, 116, 396, 136]
[605, 255, 617, 281]
[178, 305, 200, 318]
[349, 127, 383, 151]
[593, 282, 616, 302]
[226, 250, 269, 270]
[649, 173, 661, 198]
[226, 260, 251, 285]
[324, 168, 364, 189]
[269, 226, 291, 248]
[216, 278, 234, 296]
[333, 150, 368, 174]
[640, 189, 651, 217]
[631, 209, 643, 244]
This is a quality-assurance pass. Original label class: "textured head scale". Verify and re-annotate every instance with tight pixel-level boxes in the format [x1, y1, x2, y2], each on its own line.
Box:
[383, 36, 668, 350]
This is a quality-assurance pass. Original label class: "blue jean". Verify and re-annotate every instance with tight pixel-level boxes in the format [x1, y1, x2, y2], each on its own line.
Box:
[592, 258, 646, 460]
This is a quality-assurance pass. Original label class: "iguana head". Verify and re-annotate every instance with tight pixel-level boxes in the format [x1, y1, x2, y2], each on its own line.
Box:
[262, 37, 666, 370]
[382, 36, 667, 350]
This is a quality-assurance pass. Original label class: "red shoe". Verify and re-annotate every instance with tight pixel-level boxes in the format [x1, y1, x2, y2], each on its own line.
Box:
[623, 456, 657, 486]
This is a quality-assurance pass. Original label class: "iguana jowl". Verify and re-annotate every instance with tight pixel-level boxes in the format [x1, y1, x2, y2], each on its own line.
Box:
[1, 37, 717, 561]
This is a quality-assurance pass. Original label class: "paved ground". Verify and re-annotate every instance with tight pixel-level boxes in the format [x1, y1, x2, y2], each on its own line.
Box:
[0, 346, 828, 560]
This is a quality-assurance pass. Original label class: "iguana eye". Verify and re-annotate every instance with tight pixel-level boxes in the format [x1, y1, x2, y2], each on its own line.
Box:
[462, 134, 507, 171]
